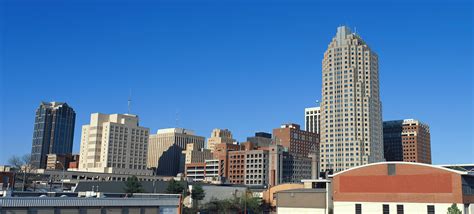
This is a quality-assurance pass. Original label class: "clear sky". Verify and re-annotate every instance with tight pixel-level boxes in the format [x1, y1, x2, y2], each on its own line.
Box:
[1, 0, 472, 165]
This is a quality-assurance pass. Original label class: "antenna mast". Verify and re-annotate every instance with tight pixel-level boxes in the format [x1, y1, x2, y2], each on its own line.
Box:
[175, 110, 179, 127]
[128, 89, 132, 114]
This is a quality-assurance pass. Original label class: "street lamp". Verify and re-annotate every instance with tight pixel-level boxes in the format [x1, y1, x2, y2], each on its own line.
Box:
[56, 161, 65, 191]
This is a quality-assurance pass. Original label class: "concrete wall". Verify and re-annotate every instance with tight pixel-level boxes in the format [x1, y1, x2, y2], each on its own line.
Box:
[276, 191, 326, 208]
[277, 207, 326, 214]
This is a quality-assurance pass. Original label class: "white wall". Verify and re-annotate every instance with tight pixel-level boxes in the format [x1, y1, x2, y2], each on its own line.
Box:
[277, 207, 326, 214]
[334, 201, 467, 214]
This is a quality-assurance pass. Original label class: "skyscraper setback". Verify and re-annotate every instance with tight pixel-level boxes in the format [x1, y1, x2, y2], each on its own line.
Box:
[320, 26, 384, 172]
[31, 102, 76, 169]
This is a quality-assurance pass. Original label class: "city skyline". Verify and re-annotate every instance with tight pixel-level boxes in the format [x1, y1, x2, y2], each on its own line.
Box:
[1, 0, 473, 165]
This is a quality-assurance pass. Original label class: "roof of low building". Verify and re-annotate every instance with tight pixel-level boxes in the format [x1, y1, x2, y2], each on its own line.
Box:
[277, 188, 327, 193]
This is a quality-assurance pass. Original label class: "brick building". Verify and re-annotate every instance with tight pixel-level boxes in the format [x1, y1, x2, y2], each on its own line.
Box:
[383, 119, 431, 164]
[331, 162, 473, 213]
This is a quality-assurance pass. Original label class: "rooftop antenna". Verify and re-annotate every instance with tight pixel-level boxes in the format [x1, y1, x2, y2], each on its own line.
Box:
[175, 109, 179, 127]
[128, 89, 132, 114]
[354, 26, 357, 35]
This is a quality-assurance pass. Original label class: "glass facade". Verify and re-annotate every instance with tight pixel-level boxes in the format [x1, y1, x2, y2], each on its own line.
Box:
[31, 102, 75, 169]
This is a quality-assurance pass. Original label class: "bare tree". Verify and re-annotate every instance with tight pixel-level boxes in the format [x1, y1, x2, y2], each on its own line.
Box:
[8, 154, 36, 191]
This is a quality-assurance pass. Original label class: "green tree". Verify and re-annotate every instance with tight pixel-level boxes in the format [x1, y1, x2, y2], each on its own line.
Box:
[166, 179, 184, 194]
[447, 203, 462, 214]
[191, 184, 206, 210]
[201, 194, 263, 214]
[124, 176, 144, 194]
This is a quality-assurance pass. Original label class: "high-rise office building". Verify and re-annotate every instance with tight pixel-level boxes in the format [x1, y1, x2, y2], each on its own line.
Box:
[78, 113, 151, 175]
[147, 128, 205, 176]
[320, 26, 384, 172]
[31, 102, 76, 169]
[383, 119, 431, 164]
[305, 106, 321, 134]
[206, 128, 235, 151]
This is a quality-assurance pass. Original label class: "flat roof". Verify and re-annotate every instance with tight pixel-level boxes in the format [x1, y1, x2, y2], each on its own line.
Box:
[278, 188, 327, 193]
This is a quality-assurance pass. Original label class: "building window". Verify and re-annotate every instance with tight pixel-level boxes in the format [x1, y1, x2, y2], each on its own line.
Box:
[397, 205, 404, 214]
[427, 205, 435, 214]
[383, 204, 389, 214]
[355, 204, 362, 214]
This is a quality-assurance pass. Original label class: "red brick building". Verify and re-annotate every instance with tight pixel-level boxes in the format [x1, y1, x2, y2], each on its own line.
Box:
[331, 162, 474, 213]
[273, 123, 319, 157]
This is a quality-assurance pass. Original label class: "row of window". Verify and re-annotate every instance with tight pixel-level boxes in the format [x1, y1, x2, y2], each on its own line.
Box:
[355, 203, 435, 214]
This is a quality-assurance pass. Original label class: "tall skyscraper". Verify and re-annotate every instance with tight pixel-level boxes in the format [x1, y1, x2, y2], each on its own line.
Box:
[383, 119, 431, 164]
[305, 106, 321, 134]
[78, 113, 151, 175]
[31, 102, 76, 169]
[320, 26, 384, 173]
[206, 128, 235, 152]
[146, 128, 205, 176]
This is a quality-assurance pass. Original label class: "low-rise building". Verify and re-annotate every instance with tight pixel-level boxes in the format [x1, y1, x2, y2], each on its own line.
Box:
[0, 192, 180, 213]
[275, 179, 332, 214]
[0, 171, 14, 190]
[185, 162, 206, 182]
[185, 159, 221, 183]
[331, 162, 474, 214]
[46, 154, 78, 170]
[204, 159, 219, 182]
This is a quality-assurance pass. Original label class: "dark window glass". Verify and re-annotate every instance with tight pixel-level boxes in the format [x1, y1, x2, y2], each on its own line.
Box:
[397, 205, 404, 214]
[427, 205, 435, 214]
[355, 204, 362, 214]
[383, 204, 389, 214]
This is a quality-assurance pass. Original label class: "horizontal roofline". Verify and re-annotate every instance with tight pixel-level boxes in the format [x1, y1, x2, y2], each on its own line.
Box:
[329, 161, 469, 177]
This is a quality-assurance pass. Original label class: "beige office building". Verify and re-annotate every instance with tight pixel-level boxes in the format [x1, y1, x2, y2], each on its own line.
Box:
[206, 128, 235, 151]
[320, 26, 384, 173]
[78, 113, 152, 175]
[147, 128, 205, 176]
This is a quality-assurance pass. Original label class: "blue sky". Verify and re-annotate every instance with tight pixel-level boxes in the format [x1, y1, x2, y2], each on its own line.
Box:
[1, 0, 472, 165]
